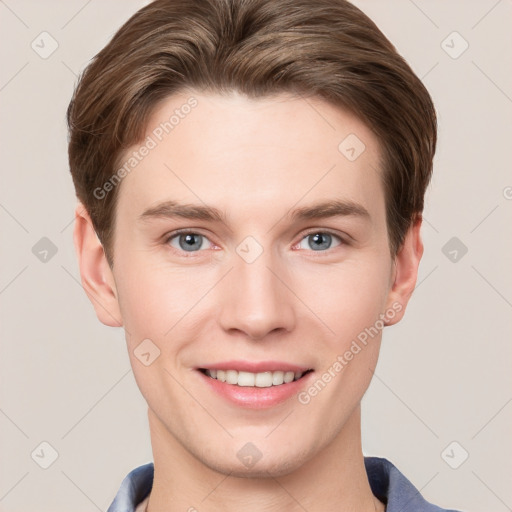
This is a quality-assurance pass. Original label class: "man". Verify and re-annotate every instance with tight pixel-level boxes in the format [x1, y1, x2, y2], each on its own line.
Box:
[67, 0, 461, 510]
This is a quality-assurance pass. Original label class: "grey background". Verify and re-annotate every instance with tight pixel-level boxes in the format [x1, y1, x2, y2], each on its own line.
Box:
[0, 0, 511, 510]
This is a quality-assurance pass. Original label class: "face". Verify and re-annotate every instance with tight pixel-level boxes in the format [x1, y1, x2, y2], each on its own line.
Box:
[77, 91, 420, 477]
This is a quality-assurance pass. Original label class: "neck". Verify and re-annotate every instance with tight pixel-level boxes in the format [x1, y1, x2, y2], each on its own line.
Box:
[145, 405, 384, 512]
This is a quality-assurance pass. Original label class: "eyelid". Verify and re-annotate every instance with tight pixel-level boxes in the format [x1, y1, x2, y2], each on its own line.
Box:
[164, 227, 212, 242]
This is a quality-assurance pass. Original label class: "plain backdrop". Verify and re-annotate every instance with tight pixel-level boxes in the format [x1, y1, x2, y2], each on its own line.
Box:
[0, 1, 511, 511]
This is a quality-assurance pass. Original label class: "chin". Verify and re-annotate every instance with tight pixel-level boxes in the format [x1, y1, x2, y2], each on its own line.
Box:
[199, 445, 311, 479]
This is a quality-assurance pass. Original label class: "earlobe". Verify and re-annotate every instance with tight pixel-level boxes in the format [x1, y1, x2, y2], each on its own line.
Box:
[384, 217, 424, 326]
[73, 203, 123, 327]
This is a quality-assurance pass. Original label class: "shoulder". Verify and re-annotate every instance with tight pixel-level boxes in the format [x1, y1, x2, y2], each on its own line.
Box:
[107, 462, 154, 512]
[364, 456, 463, 512]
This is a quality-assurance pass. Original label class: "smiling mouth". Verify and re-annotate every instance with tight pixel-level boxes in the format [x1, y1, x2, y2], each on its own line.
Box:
[198, 368, 314, 387]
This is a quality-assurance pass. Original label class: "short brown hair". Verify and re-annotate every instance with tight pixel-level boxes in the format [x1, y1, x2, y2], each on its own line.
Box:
[67, 0, 437, 267]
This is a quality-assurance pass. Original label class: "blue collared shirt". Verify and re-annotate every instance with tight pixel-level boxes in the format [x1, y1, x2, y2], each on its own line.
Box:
[107, 456, 462, 511]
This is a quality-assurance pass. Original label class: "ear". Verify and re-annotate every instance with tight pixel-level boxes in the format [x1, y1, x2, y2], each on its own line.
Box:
[73, 203, 123, 327]
[383, 216, 424, 326]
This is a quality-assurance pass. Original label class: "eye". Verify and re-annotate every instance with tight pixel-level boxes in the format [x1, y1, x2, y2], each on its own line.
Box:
[166, 231, 213, 253]
[296, 231, 343, 252]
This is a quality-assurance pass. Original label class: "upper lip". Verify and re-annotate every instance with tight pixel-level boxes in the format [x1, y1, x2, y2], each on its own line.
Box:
[197, 360, 313, 373]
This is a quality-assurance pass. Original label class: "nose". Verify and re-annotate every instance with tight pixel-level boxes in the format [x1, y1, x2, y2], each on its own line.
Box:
[217, 249, 296, 341]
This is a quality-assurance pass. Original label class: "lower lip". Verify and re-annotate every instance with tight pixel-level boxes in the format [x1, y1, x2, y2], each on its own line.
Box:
[197, 370, 314, 409]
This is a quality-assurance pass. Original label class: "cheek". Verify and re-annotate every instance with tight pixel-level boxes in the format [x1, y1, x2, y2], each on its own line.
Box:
[114, 258, 220, 389]
[297, 257, 391, 347]
[114, 255, 199, 337]
[114, 263, 195, 411]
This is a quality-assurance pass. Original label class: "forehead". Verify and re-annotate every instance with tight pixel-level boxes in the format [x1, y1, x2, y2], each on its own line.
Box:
[115, 91, 385, 226]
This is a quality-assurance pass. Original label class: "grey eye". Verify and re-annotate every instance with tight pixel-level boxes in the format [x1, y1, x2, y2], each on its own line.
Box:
[298, 232, 341, 251]
[169, 233, 209, 252]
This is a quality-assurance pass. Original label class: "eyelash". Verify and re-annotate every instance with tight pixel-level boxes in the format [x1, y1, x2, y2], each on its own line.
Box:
[164, 228, 347, 257]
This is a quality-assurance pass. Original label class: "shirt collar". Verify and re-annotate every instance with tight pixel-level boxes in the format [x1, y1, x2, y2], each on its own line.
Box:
[107, 456, 461, 512]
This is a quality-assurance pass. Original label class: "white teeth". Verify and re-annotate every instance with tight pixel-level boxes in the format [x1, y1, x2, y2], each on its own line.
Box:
[283, 371, 295, 383]
[204, 369, 307, 387]
[272, 371, 284, 385]
[237, 371, 255, 387]
[226, 369, 238, 385]
[255, 372, 273, 387]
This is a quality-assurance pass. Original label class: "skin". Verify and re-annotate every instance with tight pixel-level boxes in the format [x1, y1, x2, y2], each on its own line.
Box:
[74, 91, 423, 511]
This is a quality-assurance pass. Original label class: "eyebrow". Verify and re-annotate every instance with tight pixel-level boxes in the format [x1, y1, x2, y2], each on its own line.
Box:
[139, 200, 226, 223]
[138, 199, 370, 225]
[288, 199, 370, 222]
